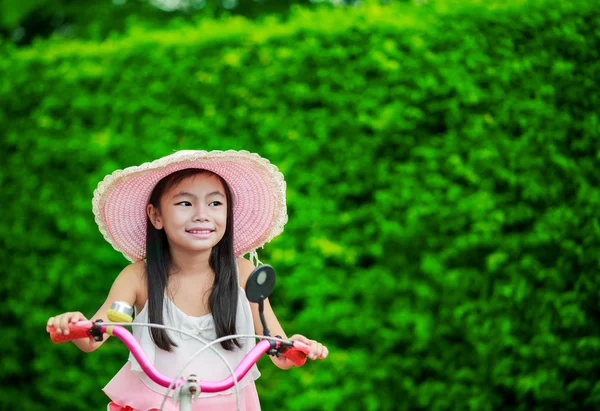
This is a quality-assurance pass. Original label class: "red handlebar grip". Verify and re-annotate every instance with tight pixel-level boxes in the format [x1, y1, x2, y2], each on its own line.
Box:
[48, 323, 92, 343]
[282, 348, 308, 366]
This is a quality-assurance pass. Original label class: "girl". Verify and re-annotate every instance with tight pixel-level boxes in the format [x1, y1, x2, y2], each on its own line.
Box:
[47, 150, 328, 411]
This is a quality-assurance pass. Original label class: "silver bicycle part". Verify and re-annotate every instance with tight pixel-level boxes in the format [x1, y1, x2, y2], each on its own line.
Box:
[175, 375, 199, 411]
[104, 322, 289, 411]
[166, 334, 291, 411]
[103, 322, 237, 411]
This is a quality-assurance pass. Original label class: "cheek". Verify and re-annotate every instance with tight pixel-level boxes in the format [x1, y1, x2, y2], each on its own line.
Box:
[166, 208, 190, 225]
[216, 209, 228, 227]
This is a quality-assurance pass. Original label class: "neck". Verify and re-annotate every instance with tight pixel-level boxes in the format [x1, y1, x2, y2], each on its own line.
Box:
[169, 247, 213, 276]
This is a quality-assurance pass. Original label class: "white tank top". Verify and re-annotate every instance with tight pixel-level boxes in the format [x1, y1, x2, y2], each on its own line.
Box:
[127, 282, 261, 398]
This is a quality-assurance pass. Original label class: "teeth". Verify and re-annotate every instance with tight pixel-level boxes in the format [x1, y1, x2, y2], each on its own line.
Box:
[189, 230, 211, 234]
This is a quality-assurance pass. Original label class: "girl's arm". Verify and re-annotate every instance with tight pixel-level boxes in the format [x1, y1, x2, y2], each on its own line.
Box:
[237, 257, 327, 370]
[47, 260, 144, 353]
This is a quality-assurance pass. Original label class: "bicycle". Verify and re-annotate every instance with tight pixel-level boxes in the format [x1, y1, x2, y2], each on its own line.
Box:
[47, 265, 323, 411]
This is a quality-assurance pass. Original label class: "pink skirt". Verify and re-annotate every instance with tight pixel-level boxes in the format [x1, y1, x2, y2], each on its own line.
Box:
[104, 362, 261, 411]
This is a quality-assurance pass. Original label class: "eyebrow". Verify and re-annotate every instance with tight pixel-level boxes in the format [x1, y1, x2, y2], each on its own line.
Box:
[171, 191, 225, 200]
[206, 191, 225, 198]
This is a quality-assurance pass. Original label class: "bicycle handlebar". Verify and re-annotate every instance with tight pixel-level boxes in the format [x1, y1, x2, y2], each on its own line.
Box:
[47, 321, 314, 392]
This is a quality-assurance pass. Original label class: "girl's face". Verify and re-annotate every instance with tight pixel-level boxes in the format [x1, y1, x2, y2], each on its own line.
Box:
[147, 173, 228, 255]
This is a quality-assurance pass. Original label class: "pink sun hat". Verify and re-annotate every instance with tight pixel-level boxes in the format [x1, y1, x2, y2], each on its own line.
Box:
[92, 150, 288, 262]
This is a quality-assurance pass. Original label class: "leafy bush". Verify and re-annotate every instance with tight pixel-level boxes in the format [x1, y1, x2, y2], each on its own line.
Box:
[1, 0, 599, 409]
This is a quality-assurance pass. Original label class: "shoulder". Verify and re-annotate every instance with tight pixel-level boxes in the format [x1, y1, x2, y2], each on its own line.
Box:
[118, 260, 146, 283]
[112, 260, 146, 303]
[236, 257, 255, 289]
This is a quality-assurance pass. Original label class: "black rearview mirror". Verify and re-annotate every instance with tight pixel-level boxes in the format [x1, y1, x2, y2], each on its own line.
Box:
[245, 264, 276, 304]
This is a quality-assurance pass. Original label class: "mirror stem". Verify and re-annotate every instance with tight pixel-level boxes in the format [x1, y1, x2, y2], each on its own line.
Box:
[258, 300, 270, 337]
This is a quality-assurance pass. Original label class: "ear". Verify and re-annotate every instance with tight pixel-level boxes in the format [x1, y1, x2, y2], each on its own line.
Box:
[147, 203, 164, 230]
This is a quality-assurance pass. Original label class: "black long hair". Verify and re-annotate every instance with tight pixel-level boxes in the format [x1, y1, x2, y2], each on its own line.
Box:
[145, 168, 241, 351]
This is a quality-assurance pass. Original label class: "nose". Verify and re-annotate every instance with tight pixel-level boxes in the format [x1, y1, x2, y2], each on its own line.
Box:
[193, 205, 209, 222]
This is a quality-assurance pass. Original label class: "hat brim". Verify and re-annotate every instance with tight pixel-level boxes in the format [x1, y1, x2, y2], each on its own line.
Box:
[92, 150, 287, 262]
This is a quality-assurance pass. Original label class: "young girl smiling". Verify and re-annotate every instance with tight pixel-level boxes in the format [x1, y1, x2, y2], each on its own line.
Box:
[47, 150, 328, 410]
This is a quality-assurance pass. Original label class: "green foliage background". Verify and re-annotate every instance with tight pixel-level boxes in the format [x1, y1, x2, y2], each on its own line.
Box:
[2, 0, 600, 409]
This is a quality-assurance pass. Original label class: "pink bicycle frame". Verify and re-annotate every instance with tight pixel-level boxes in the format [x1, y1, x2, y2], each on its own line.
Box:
[105, 323, 273, 391]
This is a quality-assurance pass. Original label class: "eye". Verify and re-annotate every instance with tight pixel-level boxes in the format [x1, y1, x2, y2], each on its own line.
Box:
[209, 201, 223, 207]
[176, 201, 192, 206]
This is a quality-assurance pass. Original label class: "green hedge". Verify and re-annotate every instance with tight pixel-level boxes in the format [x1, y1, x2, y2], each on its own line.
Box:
[2, 0, 599, 409]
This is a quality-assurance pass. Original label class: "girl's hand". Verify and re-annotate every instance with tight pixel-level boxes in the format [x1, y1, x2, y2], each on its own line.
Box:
[289, 334, 329, 360]
[47, 312, 88, 336]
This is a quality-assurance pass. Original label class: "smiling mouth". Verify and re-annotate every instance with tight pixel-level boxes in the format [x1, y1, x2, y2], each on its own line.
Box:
[186, 229, 214, 236]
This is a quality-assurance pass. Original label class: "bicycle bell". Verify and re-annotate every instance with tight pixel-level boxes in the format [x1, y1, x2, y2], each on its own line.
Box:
[107, 300, 134, 323]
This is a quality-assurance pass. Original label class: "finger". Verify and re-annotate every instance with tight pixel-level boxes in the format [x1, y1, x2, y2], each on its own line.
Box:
[51, 316, 63, 333]
[65, 313, 81, 334]
[46, 317, 55, 333]
[71, 312, 84, 323]
[291, 334, 311, 345]
[315, 344, 323, 359]
[308, 341, 319, 359]
[314, 343, 324, 357]
[59, 313, 75, 334]
[311, 342, 328, 359]
[47, 317, 55, 332]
